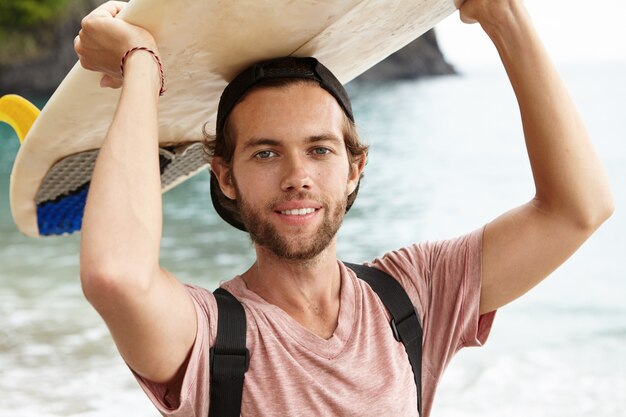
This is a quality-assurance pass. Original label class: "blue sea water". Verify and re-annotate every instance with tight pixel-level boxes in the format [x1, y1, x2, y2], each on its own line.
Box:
[0, 62, 624, 416]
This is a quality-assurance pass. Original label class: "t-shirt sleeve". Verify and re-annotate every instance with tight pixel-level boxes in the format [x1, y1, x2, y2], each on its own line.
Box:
[131, 284, 217, 417]
[369, 225, 496, 378]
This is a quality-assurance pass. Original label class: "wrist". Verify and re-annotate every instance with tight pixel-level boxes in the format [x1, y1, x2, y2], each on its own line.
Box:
[121, 47, 166, 96]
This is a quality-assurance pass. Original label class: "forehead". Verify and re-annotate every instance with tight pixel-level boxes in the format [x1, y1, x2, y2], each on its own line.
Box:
[228, 83, 346, 143]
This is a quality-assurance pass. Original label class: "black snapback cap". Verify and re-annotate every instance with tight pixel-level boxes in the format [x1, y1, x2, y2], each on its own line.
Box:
[216, 57, 353, 134]
[211, 56, 357, 232]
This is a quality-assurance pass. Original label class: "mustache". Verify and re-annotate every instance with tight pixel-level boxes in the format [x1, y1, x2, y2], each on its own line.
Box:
[267, 191, 327, 209]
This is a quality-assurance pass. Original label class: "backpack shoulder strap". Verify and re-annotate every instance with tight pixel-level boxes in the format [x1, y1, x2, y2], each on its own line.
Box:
[344, 262, 423, 416]
[209, 266, 423, 417]
[209, 287, 250, 417]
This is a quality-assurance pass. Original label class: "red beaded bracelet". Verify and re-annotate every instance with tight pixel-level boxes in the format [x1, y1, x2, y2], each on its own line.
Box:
[120, 46, 166, 96]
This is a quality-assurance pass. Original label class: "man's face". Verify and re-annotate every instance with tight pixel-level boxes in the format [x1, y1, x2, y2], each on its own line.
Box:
[212, 83, 363, 260]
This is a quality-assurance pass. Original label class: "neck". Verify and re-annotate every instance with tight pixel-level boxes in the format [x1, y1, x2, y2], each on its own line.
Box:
[241, 239, 341, 322]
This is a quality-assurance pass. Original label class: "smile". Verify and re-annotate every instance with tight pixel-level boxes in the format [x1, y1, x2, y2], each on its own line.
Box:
[279, 208, 317, 216]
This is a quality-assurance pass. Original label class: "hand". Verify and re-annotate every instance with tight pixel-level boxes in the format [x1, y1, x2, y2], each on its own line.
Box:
[74, 1, 158, 89]
[458, 0, 523, 26]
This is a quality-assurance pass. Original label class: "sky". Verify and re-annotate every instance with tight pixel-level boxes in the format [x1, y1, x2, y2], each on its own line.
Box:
[436, 0, 626, 69]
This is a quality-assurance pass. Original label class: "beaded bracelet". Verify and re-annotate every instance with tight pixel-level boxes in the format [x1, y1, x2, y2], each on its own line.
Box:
[120, 46, 166, 96]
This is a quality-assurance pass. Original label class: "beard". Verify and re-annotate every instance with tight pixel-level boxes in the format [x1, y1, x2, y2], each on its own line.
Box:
[235, 186, 346, 261]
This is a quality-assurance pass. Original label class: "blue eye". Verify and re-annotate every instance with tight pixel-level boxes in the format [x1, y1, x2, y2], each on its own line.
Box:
[255, 150, 276, 159]
[312, 147, 330, 155]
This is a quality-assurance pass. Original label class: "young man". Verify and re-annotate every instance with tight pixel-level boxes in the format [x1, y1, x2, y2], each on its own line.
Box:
[75, 1, 613, 416]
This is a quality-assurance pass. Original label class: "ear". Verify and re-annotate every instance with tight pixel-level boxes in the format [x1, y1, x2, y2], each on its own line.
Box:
[211, 157, 237, 200]
[346, 153, 367, 195]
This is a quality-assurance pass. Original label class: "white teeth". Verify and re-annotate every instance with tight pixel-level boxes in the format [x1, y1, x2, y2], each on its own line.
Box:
[280, 208, 316, 216]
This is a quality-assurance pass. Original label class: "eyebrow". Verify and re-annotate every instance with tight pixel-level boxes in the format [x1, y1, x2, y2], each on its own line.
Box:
[241, 138, 281, 152]
[241, 133, 343, 151]
[305, 134, 343, 146]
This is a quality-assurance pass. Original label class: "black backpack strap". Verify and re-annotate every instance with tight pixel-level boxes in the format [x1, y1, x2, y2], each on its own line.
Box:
[209, 287, 250, 417]
[209, 266, 422, 416]
[345, 262, 423, 417]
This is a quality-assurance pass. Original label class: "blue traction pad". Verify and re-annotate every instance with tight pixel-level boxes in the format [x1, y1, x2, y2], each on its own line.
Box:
[34, 150, 173, 236]
[36, 182, 89, 236]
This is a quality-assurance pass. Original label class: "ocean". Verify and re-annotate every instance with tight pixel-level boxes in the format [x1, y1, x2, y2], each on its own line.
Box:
[1, 62, 624, 416]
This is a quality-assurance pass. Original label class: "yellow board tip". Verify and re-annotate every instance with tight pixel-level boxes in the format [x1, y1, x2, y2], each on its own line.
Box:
[0, 94, 41, 143]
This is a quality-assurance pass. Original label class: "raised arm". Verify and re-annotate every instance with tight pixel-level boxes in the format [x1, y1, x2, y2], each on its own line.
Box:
[458, 0, 614, 315]
[76, 1, 197, 388]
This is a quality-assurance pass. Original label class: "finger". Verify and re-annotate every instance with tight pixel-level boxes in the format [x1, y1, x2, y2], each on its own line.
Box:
[458, 9, 478, 24]
[110, 78, 124, 89]
[108, 1, 129, 17]
[86, 0, 127, 20]
[100, 74, 113, 88]
[460, 14, 478, 24]
[78, 55, 94, 71]
[100, 74, 123, 89]
[98, 1, 128, 18]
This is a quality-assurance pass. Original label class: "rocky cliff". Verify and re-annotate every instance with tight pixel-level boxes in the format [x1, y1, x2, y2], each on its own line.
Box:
[0, 2, 455, 96]
[353, 30, 455, 83]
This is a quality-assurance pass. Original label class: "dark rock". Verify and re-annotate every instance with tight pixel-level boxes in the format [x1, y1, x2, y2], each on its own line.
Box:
[354, 29, 455, 83]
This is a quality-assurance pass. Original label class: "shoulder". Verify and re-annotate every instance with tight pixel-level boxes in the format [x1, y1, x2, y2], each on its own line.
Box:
[181, 277, 262, 348]
[180, 283, 219, 347]
[360, 226, 486, 318]
[184, 276, 247, 312]
[368, 226, 485, 281]
[184, 283, 217, 314]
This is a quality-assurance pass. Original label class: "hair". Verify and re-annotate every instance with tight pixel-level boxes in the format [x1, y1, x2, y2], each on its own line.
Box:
[202, 78, 369, 220]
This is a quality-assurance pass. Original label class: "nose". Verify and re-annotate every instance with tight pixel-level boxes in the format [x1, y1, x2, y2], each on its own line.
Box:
[280, 154, 312, 192]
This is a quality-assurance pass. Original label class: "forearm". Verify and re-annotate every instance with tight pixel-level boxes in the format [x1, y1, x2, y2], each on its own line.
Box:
[482, 4, 613, 227]
[80, 52, 162, 281]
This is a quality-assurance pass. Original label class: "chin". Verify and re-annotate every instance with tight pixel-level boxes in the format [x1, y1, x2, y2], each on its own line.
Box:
[255, 230, 335, 261]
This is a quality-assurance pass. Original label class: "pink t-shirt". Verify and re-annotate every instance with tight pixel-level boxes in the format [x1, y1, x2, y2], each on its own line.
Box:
[135, 226, 495, 416]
